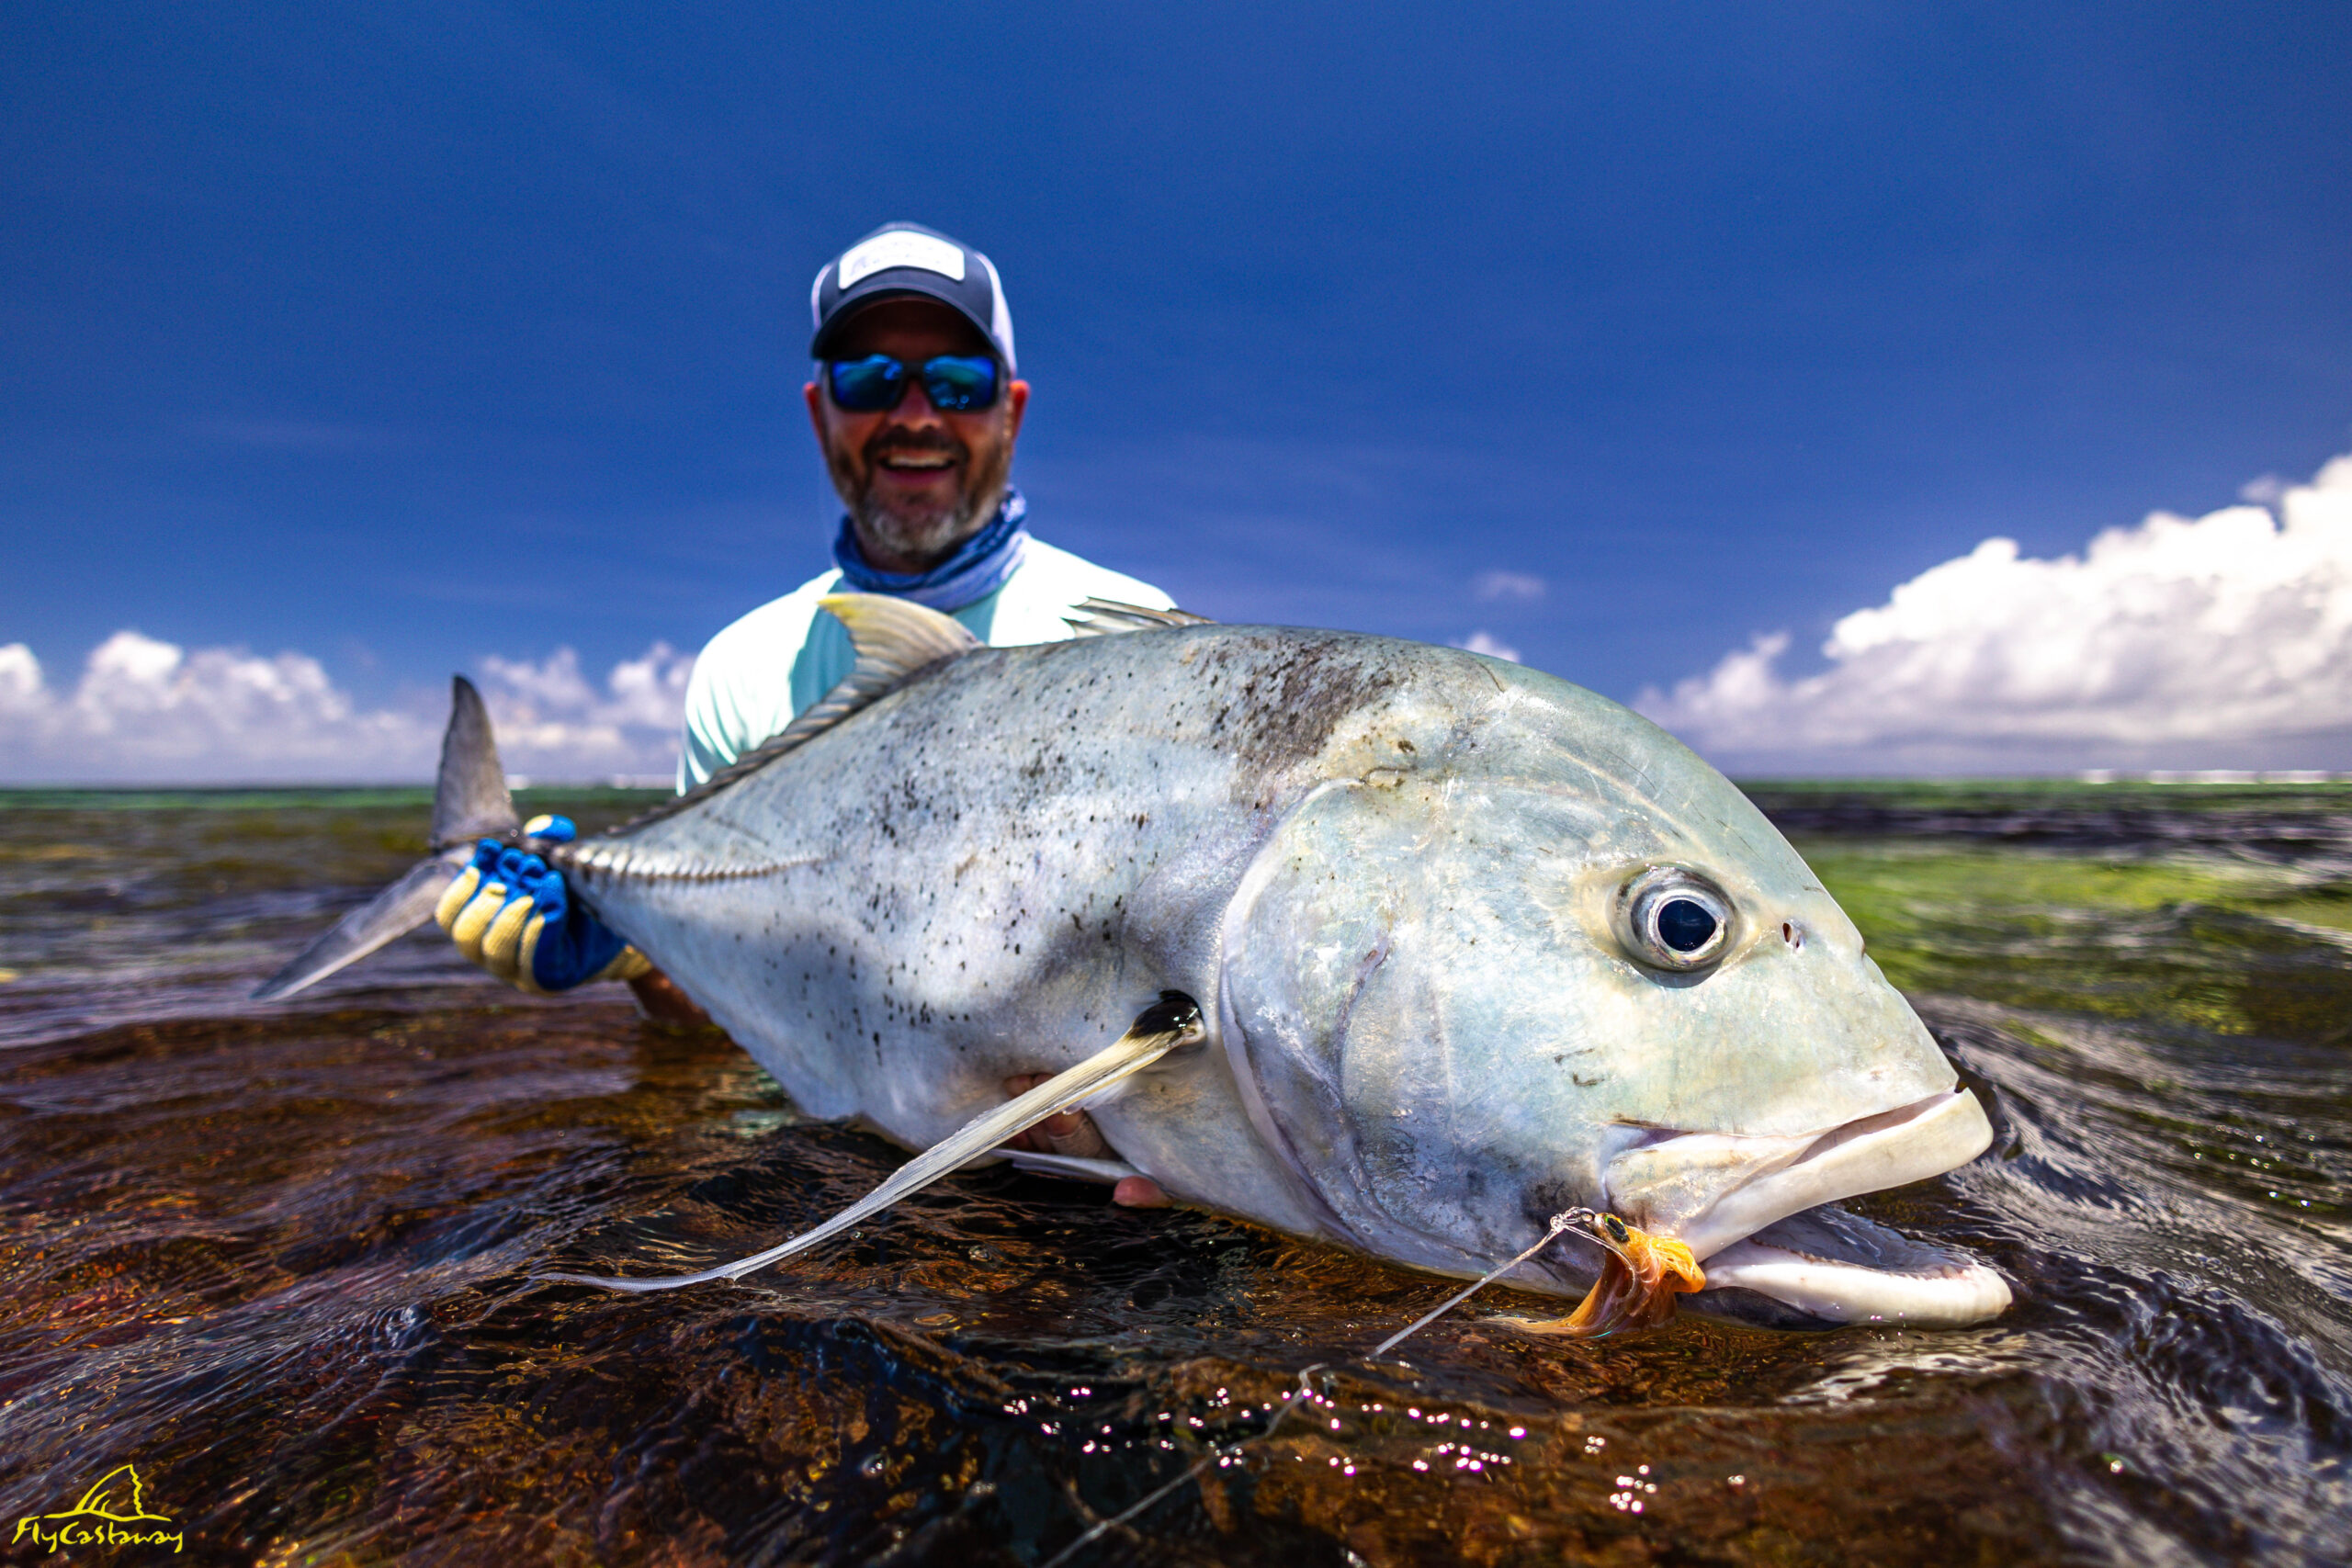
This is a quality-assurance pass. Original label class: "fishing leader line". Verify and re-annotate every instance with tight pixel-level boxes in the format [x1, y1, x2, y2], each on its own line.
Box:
[1039, 1208, 1624, 1568]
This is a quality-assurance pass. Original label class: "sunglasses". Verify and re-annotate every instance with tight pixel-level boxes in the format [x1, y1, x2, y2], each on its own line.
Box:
[825, 354, 1001, 413]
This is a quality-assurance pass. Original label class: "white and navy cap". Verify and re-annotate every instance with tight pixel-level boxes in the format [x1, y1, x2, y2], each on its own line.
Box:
[809, 221, 1017, 373]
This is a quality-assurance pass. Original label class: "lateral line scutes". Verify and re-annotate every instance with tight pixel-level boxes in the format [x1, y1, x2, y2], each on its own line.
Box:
[566, 845, 818, 882]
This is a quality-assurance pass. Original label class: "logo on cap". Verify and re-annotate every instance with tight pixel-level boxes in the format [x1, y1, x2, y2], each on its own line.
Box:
[837, 231, 966, 290]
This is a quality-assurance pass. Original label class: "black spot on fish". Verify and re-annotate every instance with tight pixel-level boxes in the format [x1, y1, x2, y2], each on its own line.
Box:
[1193, 632, 1405, 777]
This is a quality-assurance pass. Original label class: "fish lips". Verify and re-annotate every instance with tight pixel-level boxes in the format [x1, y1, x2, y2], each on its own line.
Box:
[1604, 1087, 1995, 1264]
[1697, 1207, 2015, 1326]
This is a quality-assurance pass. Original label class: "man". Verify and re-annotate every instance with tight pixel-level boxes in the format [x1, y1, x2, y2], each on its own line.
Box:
[436, 222, 1170, 1200]
[681, 221, 1171, 789]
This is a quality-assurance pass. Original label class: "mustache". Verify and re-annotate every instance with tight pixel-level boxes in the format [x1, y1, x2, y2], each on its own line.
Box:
[865, 428, 967, 465]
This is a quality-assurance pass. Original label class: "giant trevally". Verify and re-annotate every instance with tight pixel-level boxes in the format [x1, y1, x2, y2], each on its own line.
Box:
[258, 595, 2011, 1326]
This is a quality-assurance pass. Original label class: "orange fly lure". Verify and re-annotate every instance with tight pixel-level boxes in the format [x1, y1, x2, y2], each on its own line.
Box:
[1492, 1213, 1706, 1337]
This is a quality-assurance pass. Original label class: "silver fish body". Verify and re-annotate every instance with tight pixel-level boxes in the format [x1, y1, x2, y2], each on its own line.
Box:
[558, 621, 2008, 1325]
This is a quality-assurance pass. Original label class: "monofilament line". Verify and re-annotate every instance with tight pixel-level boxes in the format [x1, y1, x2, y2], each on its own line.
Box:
[1040, 1209, 1607, 1568]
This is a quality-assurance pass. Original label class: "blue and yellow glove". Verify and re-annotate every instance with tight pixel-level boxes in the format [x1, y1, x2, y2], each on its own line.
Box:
[433, 815, 650, 993]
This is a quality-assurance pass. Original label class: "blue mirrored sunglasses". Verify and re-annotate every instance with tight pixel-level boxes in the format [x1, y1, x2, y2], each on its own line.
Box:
[825, 354, 1001, 413]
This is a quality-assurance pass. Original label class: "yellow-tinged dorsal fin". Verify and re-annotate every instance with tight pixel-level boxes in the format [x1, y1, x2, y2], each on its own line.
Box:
[808, 592, 983, 722]
[781, 592, 982, 755]
[581, 594, 983, 839]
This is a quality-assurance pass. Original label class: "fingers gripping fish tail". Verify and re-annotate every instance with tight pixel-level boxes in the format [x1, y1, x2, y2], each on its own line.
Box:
[435, 860, 501, 960]
[537, 992, 1207, 1293]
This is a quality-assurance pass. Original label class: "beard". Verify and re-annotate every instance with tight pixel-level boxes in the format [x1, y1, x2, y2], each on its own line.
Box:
[834, 423, 1015, 571]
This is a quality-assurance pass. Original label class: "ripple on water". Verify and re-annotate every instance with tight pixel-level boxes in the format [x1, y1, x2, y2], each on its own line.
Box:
[1, 784, 2348, 1563]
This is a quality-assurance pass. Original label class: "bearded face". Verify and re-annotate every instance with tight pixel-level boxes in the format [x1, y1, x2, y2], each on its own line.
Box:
[826, 404, 1018, 569]
[806, 299, 1030, 575]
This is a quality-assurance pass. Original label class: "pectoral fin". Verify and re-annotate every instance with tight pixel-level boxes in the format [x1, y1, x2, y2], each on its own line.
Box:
[540, 991, 1204, 1292]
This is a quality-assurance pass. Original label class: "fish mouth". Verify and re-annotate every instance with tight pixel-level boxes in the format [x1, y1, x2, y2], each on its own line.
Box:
[1602, 1089, 2010, 1326]
[1696, 1207, 2014, 1326]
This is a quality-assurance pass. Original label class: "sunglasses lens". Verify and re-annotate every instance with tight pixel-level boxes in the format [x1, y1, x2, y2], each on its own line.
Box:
[920, 355, 999, 412]
[828, 355, 906, 412]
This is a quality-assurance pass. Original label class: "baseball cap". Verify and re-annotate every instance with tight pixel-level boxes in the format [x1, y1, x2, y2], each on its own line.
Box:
[808, 221, 1017, 372]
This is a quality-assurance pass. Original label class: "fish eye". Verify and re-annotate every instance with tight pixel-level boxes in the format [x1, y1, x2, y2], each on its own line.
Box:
[1657, 898, 1717, 952]
[1617, 867, 1735, 971]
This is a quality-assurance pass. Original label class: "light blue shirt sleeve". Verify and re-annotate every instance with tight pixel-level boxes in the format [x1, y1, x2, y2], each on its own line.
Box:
[675, 540, 1175, 792]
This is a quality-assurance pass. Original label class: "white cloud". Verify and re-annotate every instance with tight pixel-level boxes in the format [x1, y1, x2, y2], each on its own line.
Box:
[1639, 451, 2352, 772]
[476, 643, 693, 775]
[0, 632, 690, 784]
[1473, 570, 1546, 602]
[0, 643, 43, 714]
[1457, 630, 1522, 663]
[0, 631, 424, 779]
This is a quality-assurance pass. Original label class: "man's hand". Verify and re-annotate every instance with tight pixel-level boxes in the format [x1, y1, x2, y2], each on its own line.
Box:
[1000, 1072, 1170, 1207]
[434, 817, 650, 993]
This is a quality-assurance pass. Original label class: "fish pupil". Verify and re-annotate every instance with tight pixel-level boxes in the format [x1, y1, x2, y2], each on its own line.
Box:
[1657, 897, 1718, 953]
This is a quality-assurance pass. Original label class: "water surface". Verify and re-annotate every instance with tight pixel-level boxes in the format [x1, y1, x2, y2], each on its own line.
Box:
[2, 782, 2347, 1563]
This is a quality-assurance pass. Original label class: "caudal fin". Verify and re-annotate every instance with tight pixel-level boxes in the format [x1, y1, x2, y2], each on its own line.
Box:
[252, 676, 518, 1001]
[431, 675, 519, 849]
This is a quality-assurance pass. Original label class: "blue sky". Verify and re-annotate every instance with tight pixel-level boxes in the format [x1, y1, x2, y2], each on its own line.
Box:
[4, 3, 2350, 779]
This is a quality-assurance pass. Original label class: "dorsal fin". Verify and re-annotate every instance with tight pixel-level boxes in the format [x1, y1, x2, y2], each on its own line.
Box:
[798, 592, 983, 731]
[1065, 597, 1216, 637]
[586, 593, 981, 838]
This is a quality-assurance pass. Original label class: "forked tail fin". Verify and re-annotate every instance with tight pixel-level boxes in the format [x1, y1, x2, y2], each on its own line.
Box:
[252, 676, 518, 1001]
[431, 674, 519, 850]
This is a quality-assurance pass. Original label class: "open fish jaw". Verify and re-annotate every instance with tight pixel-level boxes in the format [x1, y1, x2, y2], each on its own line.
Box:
[1702, 1207, 2014, 1325]
[1605, 1088, 2008, 1325]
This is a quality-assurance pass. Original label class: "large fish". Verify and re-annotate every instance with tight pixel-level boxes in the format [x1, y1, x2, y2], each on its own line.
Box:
[259, 596, 2010, 1326]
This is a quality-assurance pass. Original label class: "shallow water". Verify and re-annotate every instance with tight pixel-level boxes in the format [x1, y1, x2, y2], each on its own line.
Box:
[2, 782, 2347, 1564]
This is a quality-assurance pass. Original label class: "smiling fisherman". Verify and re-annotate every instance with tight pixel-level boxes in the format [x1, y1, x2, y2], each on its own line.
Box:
[435, 222, 1174, 1199]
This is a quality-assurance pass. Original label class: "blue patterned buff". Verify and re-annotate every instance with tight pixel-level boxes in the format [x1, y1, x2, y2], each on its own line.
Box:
[831, 490, 1032, 613]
